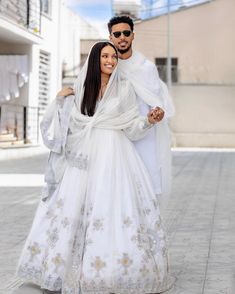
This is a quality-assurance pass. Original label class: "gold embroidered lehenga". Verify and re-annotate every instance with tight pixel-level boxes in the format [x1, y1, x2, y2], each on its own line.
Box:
[17, 49, 173, 294]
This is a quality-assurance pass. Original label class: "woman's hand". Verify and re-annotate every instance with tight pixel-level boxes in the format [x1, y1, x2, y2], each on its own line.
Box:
[147, 107, 165, 124]
[56, 87, 74, 98]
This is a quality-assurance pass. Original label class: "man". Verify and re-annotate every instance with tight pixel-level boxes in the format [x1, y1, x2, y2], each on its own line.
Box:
[58, 15, 174, 206]
[108, 16, 175, 205]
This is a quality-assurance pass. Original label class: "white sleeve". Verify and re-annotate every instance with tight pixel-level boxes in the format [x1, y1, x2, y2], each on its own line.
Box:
[121, 81, 154, 141]
[123, 115, 153, 141]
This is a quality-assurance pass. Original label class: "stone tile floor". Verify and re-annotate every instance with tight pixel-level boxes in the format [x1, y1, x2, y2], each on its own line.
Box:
[0, 150, 234, 294]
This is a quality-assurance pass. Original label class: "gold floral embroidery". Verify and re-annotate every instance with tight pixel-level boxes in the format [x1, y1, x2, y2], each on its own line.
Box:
[154, 219, 162, 230]
[46, 227, 59, 248]
[78, 275, 173, 294]
[27, 242, 41, 261]
[134, 174, 143, 196]
[118, 253, 133, 275]
[52, 253, 65, 273]
[152, 198, 158, 210]
[123, 216, 133, 228]
[42, 257, 48, 272]
[85, 238, 93, 247]
[80, 204, 85, 216]
[46, 209, 55, 219]
[92, 219, 104, 231]
[91, 256, 106, 277]
[56, 198, 64, 209]
[131, 225, 148, 251]
[139, 264, 150, 277]
[68, 153, 89, 170]
[61, 217, 70, 228]
[144, 208, 151, 215]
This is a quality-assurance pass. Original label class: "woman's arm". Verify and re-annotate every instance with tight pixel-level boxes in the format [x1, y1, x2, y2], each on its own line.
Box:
[123, 107, 164, 141]
[121, 80, 165, 141]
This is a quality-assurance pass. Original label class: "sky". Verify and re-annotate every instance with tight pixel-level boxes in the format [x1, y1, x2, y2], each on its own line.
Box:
[65, 0, 113, 37]
[66, 0, 113, 21]
[65, 0, 207, 36]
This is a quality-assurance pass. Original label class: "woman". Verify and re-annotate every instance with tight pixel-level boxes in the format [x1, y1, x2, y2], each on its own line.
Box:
[17, 42, 173, 294]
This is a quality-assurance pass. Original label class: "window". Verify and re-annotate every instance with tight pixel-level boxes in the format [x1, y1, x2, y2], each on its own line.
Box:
[41, 0, 51, 16]
[39, 50, 50, 117]
[80, 54, 88, 68]
[155, 58, 178, 83]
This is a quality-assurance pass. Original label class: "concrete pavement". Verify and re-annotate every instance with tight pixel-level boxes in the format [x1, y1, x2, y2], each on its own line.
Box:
[0, 149, 234, 294]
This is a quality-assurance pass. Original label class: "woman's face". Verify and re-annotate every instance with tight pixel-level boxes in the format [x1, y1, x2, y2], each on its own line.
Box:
[100, 45, 118, 75]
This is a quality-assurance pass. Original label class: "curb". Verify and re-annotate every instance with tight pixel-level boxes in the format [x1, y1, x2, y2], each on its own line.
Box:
[0, 145, 49, 161]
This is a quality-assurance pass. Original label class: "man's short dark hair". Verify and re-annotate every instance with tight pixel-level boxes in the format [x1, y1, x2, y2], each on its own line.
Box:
[107, 16, 134, 34]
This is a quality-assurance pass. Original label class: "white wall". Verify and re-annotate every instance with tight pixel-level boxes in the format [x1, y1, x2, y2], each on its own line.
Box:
[61, 8, 81, 78]
[170, 85, 235, 147]
[0, 42, 37, 142]
[39, 0, 62, 100]
[0, 42, 32, 106]
[133, 0, 235, 147]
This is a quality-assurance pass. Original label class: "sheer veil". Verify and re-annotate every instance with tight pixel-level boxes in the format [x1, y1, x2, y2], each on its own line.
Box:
[40, 41, 141, 198]
[41, 41, 147, 291]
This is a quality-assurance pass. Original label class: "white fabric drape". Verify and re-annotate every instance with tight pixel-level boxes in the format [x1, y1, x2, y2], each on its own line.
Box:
[40, 56, 152, 201]
[118, 51, 175, 199]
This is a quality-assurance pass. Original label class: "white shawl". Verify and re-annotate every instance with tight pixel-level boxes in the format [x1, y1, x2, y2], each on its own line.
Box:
[118, 51, 175, 198]
[40, 55, 152, 201]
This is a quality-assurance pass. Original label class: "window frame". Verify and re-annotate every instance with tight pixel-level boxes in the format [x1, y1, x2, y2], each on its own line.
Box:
[41, 0, 52, 18]
[155, 57, 178, 83]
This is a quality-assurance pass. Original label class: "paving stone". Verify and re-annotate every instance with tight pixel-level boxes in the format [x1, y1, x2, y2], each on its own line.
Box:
[0, 150, 234, 293]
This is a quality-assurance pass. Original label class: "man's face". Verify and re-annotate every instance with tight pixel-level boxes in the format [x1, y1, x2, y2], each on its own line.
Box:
[109, 23, 134, 55]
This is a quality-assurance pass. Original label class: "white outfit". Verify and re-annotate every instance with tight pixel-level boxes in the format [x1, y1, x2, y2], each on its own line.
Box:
[17, 49, 173, 294]
[118, 51, 175, 198]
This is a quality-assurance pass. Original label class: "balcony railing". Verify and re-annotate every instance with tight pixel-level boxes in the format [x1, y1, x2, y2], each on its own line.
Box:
[0, 104, 39, 145]
[0, 0, 41, 34]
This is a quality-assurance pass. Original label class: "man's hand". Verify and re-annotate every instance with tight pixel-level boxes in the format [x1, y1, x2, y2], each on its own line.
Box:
[56, 87, 74, 98]
[147, 106, 165, 124]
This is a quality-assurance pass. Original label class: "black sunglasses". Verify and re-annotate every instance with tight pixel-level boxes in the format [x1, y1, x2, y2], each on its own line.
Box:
[112, 30, 132, 38]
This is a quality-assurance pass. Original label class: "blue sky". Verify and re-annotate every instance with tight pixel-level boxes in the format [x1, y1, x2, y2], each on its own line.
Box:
[65, 0, 207, 36]
[65, 0, 113, 37]
[66, 0, 207, 22]
[66, 0, 113, 23]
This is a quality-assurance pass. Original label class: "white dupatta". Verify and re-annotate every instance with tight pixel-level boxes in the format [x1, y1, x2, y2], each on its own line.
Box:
[118, 51, 175, 198]
[40, 44, 151, 201]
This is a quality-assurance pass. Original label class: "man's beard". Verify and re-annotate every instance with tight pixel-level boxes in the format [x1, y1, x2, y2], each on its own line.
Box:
[117, 44, 132, 54]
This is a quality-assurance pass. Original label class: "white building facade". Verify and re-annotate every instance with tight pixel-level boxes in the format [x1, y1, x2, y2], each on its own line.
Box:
[0, 0, 82, 147]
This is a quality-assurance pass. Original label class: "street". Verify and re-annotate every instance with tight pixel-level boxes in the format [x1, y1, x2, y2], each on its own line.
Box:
[0, 150, 234, 294]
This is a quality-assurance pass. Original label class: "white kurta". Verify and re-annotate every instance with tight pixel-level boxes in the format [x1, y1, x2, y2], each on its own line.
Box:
[118, 51, 174, 197]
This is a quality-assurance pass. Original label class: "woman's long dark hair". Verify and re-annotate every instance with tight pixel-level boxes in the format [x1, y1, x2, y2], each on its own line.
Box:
[81, 42, 118, 116]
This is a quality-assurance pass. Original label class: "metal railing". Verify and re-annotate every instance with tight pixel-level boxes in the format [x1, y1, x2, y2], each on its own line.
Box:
[0, 104, 39, 145]
[0, 0, 41, 34]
